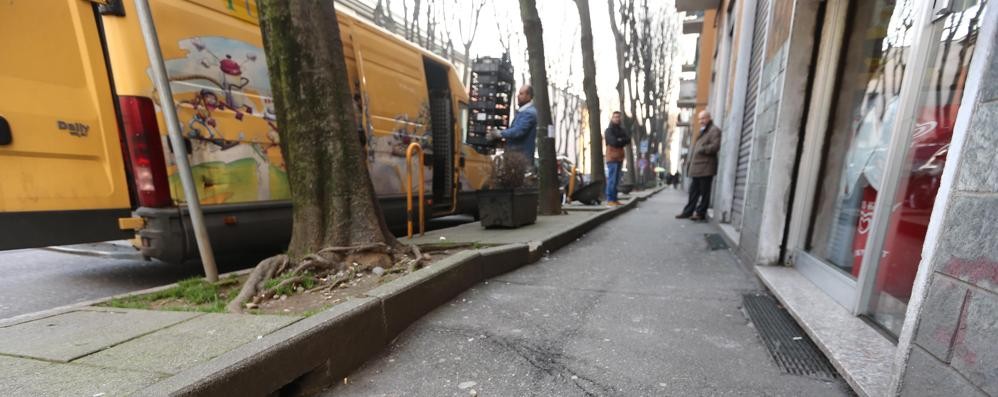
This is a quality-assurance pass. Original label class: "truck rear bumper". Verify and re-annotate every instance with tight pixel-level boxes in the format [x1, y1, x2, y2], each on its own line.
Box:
[0, 208, 132, 251]
[134, 201, 293, 264]
[134, 196, 414, 263]
[134, 193, 477, 264]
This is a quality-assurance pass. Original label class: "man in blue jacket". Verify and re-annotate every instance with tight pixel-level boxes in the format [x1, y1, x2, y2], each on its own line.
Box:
[488, 84, 537, 164]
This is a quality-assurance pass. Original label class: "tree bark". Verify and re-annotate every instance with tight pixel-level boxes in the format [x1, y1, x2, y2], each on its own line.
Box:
[574, 0, 606, 197]
[518, 0, 561, 215]
[259, 0, 397, 261]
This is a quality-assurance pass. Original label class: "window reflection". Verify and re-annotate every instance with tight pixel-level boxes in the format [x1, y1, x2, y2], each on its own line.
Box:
[807, 0, 916, 276]
[869, 0, 986, 335]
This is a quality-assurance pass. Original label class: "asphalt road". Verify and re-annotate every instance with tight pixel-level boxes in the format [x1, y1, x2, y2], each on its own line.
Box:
[0, 215, 474, 320]
[324, 191, 852, 396]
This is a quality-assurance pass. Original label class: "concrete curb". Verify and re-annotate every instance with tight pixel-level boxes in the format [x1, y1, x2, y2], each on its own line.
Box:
[134, 187, 664, 396]
[367, 250, 483, 341]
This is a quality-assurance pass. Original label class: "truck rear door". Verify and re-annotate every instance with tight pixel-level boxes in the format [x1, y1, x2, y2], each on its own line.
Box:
[0, 1, 132, 250]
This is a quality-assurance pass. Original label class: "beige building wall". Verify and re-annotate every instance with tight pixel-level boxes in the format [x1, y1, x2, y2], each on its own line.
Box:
[692, 9, 718, 136]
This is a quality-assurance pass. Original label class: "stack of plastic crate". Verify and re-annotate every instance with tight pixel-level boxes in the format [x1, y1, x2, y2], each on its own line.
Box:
[467, 55, 514, 153]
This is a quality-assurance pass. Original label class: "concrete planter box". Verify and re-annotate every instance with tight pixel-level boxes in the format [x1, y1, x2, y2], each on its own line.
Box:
[477, 188, 538, 228]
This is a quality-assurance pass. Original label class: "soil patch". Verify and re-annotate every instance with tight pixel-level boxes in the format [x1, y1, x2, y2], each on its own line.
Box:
[99, 249, 456, 316]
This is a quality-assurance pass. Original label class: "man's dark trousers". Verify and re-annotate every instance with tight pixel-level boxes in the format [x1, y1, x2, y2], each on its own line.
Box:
[681, 176, 713, 217]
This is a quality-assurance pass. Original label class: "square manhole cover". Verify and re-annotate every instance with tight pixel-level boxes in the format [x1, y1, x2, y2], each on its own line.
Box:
[705, 233, 728, 251]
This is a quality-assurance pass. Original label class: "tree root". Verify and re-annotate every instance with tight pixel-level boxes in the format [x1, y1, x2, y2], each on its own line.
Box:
[288, 252, 339, 276]
[406, 244, 423, 273]
[319, 267, 357, 292]
[317, 242, 388, 255]
[227, 243, 428, 313]
[227, 254, 288, 313]
[262, 275, 307, 299]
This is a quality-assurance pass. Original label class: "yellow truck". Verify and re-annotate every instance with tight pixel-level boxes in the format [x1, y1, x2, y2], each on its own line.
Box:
[0, 0, 493, 262]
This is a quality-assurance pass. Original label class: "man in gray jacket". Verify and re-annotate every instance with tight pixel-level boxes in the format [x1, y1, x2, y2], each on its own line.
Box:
[677, 111, 721, 221]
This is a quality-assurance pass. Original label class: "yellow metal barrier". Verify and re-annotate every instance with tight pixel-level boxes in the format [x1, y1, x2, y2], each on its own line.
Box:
[405, 143, 426, 239]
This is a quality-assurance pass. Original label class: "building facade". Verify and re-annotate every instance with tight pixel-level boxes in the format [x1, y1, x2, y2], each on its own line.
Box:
[679, 0, 997, 395]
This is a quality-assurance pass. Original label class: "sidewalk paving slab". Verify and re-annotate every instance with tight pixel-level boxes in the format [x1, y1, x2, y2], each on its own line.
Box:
[0, 356, 163, 396]
[138, 296, 386, 397]
[76, 312, 301, 375]
[0, 307, 198, 362]
[0, 355, 50, 383]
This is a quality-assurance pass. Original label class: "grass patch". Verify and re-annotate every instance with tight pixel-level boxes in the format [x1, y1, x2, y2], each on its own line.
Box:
[102, 276, 241, 313]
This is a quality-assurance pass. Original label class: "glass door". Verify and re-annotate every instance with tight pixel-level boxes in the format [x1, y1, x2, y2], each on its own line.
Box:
[860, 0, 988, 335]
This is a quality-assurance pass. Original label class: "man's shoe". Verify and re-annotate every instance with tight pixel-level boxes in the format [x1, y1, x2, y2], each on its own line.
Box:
[675, 213, 691, 219]
[607, 201, 622, 207]
[690, 214, 704, 221]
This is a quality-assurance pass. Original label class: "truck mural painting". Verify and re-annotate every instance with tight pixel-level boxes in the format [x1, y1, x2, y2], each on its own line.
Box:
[153, 35, 437, 205]
[151, 36, 286, 205]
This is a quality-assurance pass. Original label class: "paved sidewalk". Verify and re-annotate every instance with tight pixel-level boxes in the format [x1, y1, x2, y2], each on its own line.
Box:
[327, 190, 852, 396]
[0, 191, 650, 396]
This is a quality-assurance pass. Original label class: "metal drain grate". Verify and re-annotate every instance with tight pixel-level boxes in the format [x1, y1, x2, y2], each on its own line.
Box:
[705, 234, 728, 251]
[742, 293, 840, 380]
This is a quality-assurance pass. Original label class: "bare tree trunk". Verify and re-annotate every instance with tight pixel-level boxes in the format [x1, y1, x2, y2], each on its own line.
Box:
[453, 0, 485, 84]
[259, 0, 397, 260]
[519, 0, 561, 215]
[225, 0, 411, 312]
[402, 0, 410, 39]
[424, 0, 434, 50]
[410, 0, 422, 41]
[575, 0, 606, 196]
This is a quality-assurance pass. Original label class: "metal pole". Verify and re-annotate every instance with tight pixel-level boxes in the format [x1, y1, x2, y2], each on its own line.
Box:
[133, 0, 218, 282]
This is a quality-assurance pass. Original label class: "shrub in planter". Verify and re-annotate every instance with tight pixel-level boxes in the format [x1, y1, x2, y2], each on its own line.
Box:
[478, 152, 538, 228]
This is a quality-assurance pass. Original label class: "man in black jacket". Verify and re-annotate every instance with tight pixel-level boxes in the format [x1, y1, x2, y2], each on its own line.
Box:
[604, 111, 630, 206]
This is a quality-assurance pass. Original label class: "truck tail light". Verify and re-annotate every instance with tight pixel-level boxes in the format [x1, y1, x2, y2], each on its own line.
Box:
[118, 96, 172, 208]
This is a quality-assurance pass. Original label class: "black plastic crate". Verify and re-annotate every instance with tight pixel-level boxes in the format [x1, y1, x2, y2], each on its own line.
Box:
[470, 100, 511, 112]
[469, 111, 509, 127]
[472, 57, 505, 71]
[467, 134, 491, 146]
[471, 73, 501, 85]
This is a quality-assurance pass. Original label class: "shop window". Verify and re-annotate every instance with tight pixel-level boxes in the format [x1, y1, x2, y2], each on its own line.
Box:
[807, 0, 916, 278]
[868, 0, 986, 334]
[804, 0, 986, 336]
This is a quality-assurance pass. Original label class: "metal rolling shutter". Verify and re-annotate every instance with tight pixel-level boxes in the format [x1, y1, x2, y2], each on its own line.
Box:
[732, 0, 769, 228]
